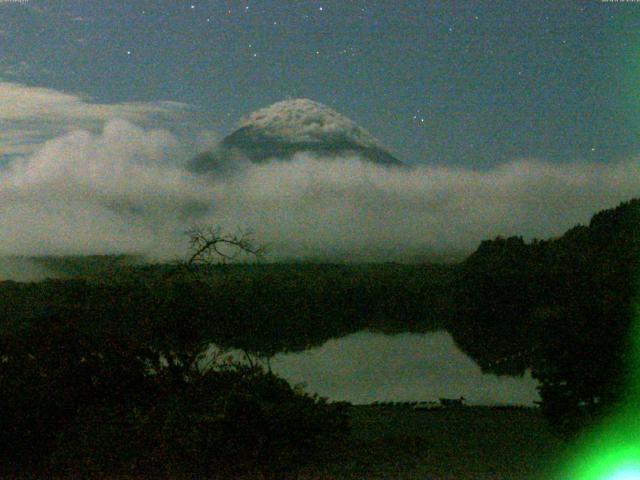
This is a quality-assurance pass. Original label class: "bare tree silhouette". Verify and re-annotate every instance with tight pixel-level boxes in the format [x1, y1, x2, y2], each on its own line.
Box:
[185, 226, 266, 265]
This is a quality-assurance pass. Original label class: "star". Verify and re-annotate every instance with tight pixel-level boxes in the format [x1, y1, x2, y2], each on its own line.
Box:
[190, 4, 195, 9]
[319, 6, 324, 11]
[126, 50, 131, 55]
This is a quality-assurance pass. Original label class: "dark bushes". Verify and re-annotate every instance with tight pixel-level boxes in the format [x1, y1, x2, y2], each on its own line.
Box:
[0, 312, 349, 478]
[450, 199, 640, 437]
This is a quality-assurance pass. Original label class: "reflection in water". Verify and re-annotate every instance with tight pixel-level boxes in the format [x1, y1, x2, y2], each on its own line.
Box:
[268, 330, 540, 406]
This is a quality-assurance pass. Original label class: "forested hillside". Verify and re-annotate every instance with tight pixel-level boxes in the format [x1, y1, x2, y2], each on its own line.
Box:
[450, 198, 640, 434]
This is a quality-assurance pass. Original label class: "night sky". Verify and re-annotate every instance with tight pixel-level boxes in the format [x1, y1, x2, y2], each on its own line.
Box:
[2, 0, 638, 167]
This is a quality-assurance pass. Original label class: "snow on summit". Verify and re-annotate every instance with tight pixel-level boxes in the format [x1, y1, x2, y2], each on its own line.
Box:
[238, 98, 380, 148]
[188, 98, 403, 172]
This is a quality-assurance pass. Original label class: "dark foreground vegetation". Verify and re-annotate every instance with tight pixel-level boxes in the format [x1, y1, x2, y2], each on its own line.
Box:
[298, 405, 562, 480]
[1, 198, 639, 477]
[0, 262, 450, 478]
[451, 198, 640, 437]
[0, 311, 349, 478]
[0, 262, 455, 355]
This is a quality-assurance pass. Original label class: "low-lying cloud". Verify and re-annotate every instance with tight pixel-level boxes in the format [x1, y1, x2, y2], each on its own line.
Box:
[1, 91, 639, 263]
[0, 120, 213, 258]
[203, 153, 640, 259]
[0, 81, 194, 158]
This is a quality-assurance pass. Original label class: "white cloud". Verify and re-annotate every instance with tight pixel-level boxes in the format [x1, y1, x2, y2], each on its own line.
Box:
[0, 120, 214, 258]
[200, 154, 640, 258]
[0, 84, 639, 263]
[1, 125, 639, 262]
[0, 81, 194, 156]
[0, 82, 191, 122]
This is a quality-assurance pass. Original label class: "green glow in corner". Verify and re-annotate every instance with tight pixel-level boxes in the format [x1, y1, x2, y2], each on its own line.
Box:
[554, 302, 640, 479]
[605, 465, 640, 480]
[556, 410, 640, 480]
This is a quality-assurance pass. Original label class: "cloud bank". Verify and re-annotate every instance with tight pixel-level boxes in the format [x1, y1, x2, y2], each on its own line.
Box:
[0, 81, 193, 157]
[1, 120, 639, 262]
[0, 119, 213, 258]
[1, 82, 639, 263]
[205, 153, 640, 259]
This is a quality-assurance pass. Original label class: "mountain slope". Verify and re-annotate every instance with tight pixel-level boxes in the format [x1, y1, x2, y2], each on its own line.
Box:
[189, 99, 403, 173]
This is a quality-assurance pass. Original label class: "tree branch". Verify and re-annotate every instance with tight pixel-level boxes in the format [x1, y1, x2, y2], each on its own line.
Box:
[186, 226, 266, 266]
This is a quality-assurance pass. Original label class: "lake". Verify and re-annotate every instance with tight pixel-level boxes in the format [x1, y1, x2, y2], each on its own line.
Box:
[236, 330, 540, 406]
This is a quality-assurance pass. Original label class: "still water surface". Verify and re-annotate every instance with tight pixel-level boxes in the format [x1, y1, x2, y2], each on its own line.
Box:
[268, 331, 540, 406]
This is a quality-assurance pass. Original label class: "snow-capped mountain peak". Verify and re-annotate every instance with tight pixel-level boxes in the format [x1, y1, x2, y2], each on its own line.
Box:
[238, 98, 379, 148]
[189, 99, 403, 173]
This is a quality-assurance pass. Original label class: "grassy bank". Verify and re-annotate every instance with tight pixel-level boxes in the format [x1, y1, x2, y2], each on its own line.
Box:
[300, 405, 564, 480]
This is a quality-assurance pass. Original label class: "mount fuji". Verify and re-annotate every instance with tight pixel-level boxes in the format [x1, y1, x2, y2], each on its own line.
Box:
[189, 99, 403, 173]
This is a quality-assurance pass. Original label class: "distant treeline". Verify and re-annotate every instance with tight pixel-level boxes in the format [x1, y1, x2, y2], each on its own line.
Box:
[449, 198, 640, 435]
[0, 262, 456, 356]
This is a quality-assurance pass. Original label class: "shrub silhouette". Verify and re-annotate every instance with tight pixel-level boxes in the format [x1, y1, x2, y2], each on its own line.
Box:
[0, 310, 349, 478]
